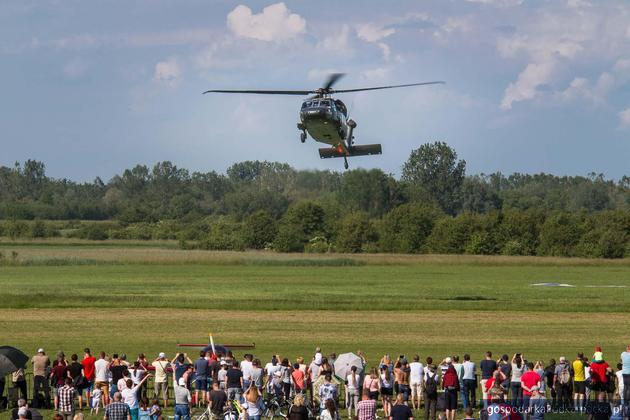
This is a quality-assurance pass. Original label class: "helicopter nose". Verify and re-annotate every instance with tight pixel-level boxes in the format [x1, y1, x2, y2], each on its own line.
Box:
[301, 108, 328, 121]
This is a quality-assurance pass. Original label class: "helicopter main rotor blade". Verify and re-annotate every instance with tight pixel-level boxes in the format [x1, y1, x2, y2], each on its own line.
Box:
[323, 73, 345, 90]
[332, 81, 445, 94]
[203, 89, 314, 95]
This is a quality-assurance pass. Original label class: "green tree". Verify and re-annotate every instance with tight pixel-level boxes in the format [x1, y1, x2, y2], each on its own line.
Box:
[497, 209, 544, 255]
[460, 176, 502, 213]
[425, 213, 482, 254]
[402, 142, 466, 215]
[338, 169, 402, 217]
[335, 212, 376, 253]
[242, 210, 278, 249]
[273, 201, 326, 252]
[379, 204, 441, 253]
[574, 211, 629, 258]
[537, 212, 584, 256]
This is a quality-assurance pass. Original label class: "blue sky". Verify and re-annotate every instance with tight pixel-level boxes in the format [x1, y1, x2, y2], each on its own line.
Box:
[1, 0, 629, 181]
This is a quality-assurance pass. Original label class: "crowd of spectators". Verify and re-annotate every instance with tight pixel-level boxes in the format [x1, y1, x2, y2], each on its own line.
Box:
[4, 344, 630, 420]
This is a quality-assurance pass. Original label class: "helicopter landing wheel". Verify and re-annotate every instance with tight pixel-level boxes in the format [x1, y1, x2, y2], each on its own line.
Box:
[300, 132, 307, 143]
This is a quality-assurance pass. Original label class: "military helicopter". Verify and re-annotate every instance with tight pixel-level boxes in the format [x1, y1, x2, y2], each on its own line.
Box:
[203, 74, 444, 169]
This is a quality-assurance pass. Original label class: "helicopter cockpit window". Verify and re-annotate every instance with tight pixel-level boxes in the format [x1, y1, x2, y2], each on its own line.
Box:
[320, 100, 331, 107]
[302, 101, 311, 109]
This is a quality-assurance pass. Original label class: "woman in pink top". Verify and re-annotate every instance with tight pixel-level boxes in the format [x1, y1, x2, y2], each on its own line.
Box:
[362, 367, 380, 401]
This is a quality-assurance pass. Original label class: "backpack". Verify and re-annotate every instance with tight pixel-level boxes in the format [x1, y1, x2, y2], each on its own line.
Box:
[425, 373, 438, 398]
[558, 365, 571, 385]
[443, 366, 459, 390]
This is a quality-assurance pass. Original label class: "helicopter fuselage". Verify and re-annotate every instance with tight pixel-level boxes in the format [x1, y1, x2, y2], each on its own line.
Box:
[298, 98, 349, 147]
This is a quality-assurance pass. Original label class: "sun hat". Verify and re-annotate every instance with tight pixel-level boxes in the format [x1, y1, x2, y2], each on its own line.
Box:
[158, 352, 166, 358]
[445, 357, 452, 364]
[37, 348, 44, 353]
[178, 378, 186, 386]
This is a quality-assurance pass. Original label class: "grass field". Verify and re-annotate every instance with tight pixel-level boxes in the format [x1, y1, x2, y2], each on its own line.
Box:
[0, 240, 629, 419]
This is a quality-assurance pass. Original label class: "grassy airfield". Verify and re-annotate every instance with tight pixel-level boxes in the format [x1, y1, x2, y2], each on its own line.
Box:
[0, 240, 629, 419]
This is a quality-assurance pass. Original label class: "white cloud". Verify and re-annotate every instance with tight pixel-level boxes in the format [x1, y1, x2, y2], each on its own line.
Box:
[501, 61, 555, 110]
[355, 23, 395, 61]
[316, 24, 352, 55]
[227, 3, 306, 42]
[433, 17, 473, 41]
[618, 108, 630, 127]
[63, 58, 88, 79]
[355, 24, 395, 43]
[496, 3, 611, 109]
[153, 57, 181, 86]
[559, 73, 614, 105]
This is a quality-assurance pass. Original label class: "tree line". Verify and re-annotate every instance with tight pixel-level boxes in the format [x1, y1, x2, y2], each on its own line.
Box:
[1, 142, 628, 257]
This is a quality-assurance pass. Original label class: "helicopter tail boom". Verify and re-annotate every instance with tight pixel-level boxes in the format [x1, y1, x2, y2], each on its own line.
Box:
[318, 144, 382, 159]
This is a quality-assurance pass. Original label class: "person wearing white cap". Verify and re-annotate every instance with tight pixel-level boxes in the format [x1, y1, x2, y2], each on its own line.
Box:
[172, 372, 191, 420]
[152, 353, 171, 408]
[31, 348, 50, 408]
[553, 356, 571, 411]
[442, 358, 459, 420]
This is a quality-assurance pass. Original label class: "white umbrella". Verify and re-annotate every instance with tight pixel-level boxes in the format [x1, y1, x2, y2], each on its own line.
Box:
[333, 352, 363, 380]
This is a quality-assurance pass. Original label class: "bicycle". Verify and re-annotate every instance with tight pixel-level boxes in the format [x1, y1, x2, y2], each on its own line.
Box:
[263, 394, 290, 420]
[194, 400, 240, 420]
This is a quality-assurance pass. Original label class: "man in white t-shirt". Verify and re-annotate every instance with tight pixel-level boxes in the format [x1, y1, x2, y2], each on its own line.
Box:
[94, 352, 110, 406]
[264, 357, 281, 393]
[409, 355, 424, 410]
[615, 363, 625, 406]
[462, 354, 477, 409]
[241, 354, 254, 390]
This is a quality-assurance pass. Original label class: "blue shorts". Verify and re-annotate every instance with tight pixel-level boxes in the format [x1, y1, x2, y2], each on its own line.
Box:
[84, 381, 94, 392]
[196, 378, 208, 391]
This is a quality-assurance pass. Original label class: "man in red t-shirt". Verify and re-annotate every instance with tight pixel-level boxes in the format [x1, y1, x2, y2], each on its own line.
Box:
[291, 363, 306, 393]
[81, 348, 97, 403]
[520, 362, 541, 413]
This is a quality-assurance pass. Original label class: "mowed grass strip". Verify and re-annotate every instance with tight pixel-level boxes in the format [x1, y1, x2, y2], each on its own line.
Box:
[1, 309, 629, 364]
[4, 242, 630, 266]
[1, 263, 629, 311]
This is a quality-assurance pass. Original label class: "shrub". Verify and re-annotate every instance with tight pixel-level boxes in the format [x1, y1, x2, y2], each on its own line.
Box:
[335, 212, 376, 253]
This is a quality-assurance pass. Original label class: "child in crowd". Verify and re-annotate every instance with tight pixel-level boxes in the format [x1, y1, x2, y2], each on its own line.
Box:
[90, 387, 103, 415]
[138, 397, 151, 420]
[149, 398, 162, 420]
